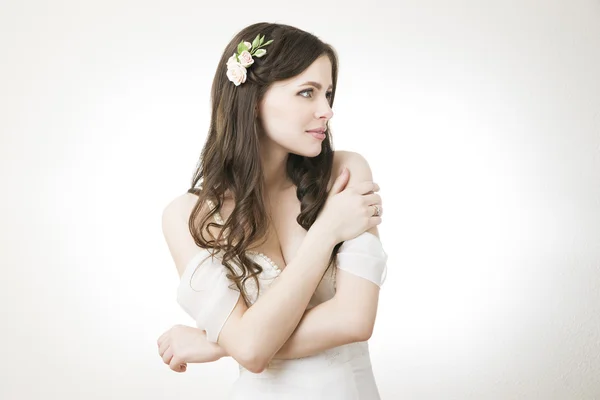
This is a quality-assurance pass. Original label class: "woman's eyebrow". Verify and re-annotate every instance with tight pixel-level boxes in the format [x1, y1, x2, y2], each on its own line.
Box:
[298, 81, 333, 90]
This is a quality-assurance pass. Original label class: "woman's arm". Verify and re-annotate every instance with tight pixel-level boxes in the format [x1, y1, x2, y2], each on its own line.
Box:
[273, 152, 384, 359]
[215, 228, 338, 370]
[167, 152, 382, 371]
[164, 171, 359, 373]
[207, 231, 382, 361]
[224, 276, 378, 361]
[207, 245, 381, 361]
[183, 272, 377, 364]
[216, 153, 384, 361]
[273, 237, 382, 358]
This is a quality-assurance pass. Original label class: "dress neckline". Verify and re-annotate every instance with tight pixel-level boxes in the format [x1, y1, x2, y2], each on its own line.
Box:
[205, 197, 283, 273]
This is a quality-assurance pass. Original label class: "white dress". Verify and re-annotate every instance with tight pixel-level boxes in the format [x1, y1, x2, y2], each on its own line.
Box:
[176, 204, 388, 399]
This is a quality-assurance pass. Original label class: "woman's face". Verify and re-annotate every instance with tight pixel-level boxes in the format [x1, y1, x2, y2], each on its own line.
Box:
[258, 55, 334, 157]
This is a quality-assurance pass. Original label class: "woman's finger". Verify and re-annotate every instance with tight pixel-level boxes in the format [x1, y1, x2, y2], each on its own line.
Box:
[352, 181, 379, 195]
[158, 337, 170, 357]
[162, 346, 173, 365]
[157, 331, 168, 347]
[169, 354, 186, 372]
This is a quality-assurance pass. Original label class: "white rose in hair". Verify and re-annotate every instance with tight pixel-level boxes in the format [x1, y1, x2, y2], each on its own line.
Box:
[244, 41, 252, 50]
[226, 53, 238, 67]
[238, 50, 254, 68]
[226, 63, 247, 86]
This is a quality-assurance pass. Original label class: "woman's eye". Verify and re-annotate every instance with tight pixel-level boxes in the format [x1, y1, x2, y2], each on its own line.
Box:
[299, 89, 333, 100]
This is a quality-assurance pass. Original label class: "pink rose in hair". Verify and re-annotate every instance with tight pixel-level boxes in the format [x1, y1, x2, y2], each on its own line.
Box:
[226, 34, 273, 86]
[238, 50, 254, 68]
[226, 63, 247, 86]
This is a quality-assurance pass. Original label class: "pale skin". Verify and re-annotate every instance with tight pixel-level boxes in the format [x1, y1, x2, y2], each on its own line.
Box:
[158, 55, 384, 373]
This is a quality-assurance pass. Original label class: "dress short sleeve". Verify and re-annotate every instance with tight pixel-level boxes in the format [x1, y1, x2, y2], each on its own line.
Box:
[176, 249, 240, 343]
[336, 232, 388, 287]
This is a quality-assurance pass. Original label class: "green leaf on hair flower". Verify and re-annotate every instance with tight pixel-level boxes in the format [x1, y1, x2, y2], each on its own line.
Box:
[254, 49, 267, 57]
[252, 34, 260, 50]
[237, 41, 248, 54]
[259, 35, 265, 45]
[262, 39, 273, 47]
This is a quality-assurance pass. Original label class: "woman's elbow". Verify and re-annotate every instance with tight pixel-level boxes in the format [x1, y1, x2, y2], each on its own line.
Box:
[227, 340, 269, 373]
[352, 318, 375, 342]
[239, 351, 268, 373]
[219, 331, 269, 373]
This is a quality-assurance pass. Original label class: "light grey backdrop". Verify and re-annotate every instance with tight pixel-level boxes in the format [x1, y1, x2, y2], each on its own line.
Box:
[1, 0, 599, 399]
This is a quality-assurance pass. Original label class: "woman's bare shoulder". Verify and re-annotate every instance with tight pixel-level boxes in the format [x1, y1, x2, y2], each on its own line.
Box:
[161, 191, 211, 277]
[332, 150, 374, 184]
[163, 191, 202, 221]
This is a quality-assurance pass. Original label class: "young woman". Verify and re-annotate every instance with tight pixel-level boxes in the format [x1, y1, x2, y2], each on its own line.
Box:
[157, 22, 388, 399]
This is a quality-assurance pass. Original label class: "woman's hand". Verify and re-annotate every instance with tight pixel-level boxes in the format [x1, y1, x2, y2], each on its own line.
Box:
[157, 324, 224, 372]
[315, 167, 382, 244]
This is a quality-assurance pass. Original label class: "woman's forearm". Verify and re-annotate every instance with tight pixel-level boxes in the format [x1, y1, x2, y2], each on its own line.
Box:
[271, 295, 364, 359]
[219, 223, 339, 368]
[214, 294, 364, 361]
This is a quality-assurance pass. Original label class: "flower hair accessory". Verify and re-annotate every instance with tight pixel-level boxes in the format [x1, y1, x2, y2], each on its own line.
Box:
[226, 34, 274, 86]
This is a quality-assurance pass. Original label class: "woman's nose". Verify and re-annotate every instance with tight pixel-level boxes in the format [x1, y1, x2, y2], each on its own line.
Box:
[315, 102, 334, 120]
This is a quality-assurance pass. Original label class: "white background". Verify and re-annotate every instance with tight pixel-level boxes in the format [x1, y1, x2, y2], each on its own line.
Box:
[1, 0, 599, 399]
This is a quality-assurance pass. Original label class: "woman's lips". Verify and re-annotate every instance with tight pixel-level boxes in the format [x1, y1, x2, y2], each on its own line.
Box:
[306, 131, 326, 140]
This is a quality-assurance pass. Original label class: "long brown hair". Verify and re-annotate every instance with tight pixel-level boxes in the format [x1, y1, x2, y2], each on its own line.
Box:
[186, 22, 342, 305]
